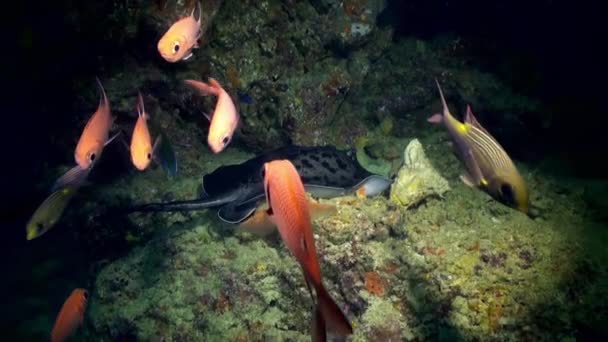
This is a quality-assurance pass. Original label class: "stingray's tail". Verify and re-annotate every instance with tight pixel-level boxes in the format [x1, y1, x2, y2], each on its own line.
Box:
[126, 195, 237, 213]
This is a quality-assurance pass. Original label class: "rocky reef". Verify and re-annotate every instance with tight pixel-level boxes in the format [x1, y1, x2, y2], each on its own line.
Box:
[84, 132, 608, 341]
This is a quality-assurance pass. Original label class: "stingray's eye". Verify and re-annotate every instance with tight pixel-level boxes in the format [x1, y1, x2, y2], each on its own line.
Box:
[173, 42, 180, 54]
[89, 152, 96, 162]
[222, 136, 230, 146]
[147, 152, 152, 160]
[499, 183, 516, 206]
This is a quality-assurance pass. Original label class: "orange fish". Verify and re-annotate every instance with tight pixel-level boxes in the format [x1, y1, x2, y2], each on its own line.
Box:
[184, 77, 240, 153]
[130, 92, 160, 171]
[263, 160, 353, 341]
[74, 78, 116, 170]
[51, 288, 88, 342]
[157, 2, 202, 62]
[52, 78, 116, 191]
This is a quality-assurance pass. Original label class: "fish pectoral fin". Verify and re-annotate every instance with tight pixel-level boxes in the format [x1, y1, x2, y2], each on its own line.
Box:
[50, 165, 90, 193]
[151, 136, 162, 156]
[105, 131, 122, 147]
[459, 173, 477, 187]
[120, 134, 130, 152]
[308, 202, 337, 221]
[462, 148, 485, 186]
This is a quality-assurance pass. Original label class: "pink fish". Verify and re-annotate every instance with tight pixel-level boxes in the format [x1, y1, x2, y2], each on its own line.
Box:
[184, 77, 240, 153]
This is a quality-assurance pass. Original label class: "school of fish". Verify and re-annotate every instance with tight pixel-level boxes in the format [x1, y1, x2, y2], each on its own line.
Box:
[26, 2, 533, 341]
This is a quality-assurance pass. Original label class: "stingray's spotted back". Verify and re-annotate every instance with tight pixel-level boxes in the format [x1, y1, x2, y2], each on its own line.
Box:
[201, 145, 370, 197]
[290, 146, 369, 189]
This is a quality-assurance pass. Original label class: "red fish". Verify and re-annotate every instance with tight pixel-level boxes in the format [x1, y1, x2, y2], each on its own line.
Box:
[263, 160, 353, 340]
[51, 288, 88, 342]
[184, 77, 240, 153]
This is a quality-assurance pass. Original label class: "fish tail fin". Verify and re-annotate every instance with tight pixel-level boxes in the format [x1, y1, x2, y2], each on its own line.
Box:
[50, 165, 90, 193]
[315, 283, 353, 337]
[427, 113, 443, 124]
[184, 79, 220, 97]
[311, 304, 327, 342]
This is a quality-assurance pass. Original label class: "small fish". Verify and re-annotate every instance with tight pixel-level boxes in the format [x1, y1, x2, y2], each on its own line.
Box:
[428, 79, 530, 213]
[263, 160, 353, 340]
[156, 129, 178, 177]
[157, 1, 202, 63]
[74, 78, 117, 171]
[26, 185, 79, 240]
[130, 92, 159, 171]
[51, 288, 88, 342]
[237, 91, 254, 104]
[184, 77, 240, 153]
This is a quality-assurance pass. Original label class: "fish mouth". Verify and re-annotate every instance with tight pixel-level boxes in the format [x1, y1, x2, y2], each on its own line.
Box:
[158, 51, 179, 63]
[157, 44, 179, 63]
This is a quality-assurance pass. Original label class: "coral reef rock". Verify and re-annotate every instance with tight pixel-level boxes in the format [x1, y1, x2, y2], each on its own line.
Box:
[390, 138, 450, 207]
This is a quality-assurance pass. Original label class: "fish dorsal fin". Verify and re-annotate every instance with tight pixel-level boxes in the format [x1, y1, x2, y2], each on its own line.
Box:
[434, 78, 451, 118]
[465, 105, 491, 136]
[136, 92, 148, 119]
[95, 76, 108, 109]
[208, 77, 222, 90]
[191, 1, 202, 25]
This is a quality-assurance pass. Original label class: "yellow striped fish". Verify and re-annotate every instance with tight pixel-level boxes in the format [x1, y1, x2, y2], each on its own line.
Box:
[428, 79, 530, 214]
[26, 185, 79, 240]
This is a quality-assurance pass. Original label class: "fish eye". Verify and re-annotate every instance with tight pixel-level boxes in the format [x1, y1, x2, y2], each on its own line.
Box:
[36, 222, 44, 232]
[147, 153, 152, 160]
[173, 42, 180, 53]
[90, 153, 96, 162]
[222, 136, 230, 145]
[83, 291, 89, 300]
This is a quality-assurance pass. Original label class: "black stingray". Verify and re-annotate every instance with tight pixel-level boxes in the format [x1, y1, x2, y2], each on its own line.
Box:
[128, 145, 392, 224]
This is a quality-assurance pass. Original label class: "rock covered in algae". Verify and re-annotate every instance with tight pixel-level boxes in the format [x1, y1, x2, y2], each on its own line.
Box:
[390, 138, 450, 207]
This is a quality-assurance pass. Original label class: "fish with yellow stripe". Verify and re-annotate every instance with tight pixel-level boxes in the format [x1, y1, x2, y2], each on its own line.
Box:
[26, 185, 79, 240]
[428, 79, 530, 214]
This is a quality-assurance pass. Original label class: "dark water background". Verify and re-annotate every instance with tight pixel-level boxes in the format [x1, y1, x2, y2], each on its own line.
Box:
[1, 0, 606, 339]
